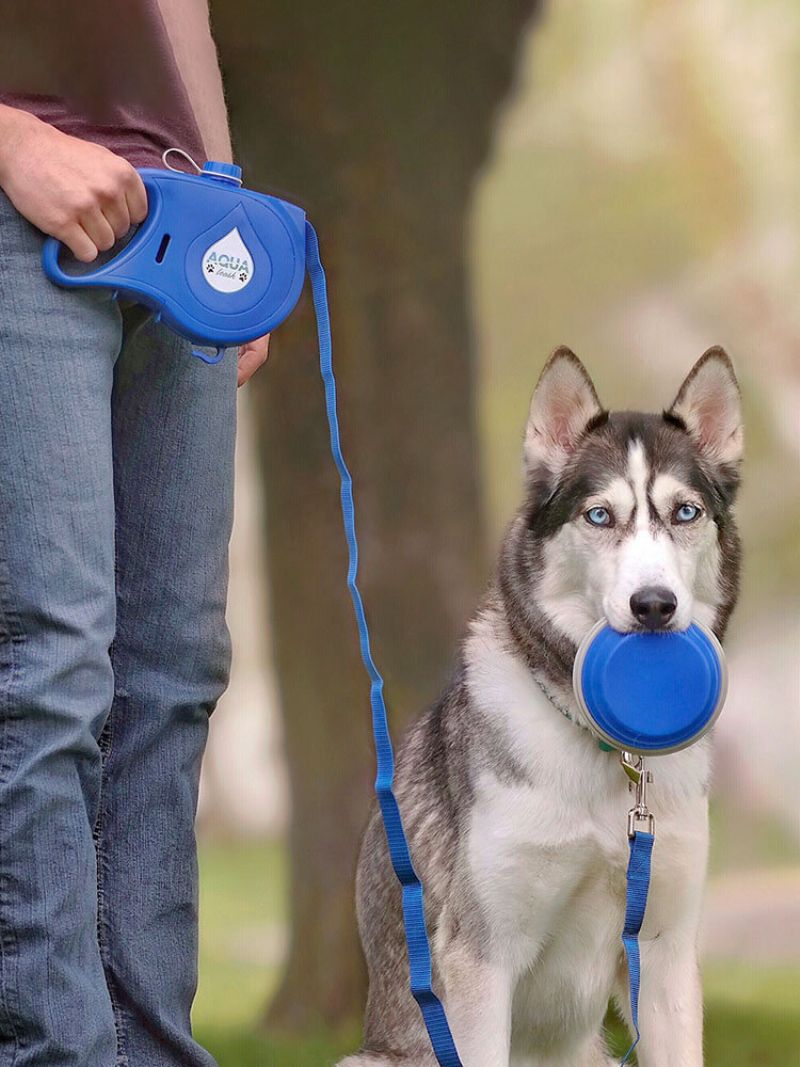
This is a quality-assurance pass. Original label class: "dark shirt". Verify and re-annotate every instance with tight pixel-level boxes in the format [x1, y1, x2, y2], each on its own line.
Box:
[0, 0, 210, 169]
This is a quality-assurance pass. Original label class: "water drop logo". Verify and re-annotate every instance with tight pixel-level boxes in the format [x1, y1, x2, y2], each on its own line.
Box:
[201, 227, 255, 293]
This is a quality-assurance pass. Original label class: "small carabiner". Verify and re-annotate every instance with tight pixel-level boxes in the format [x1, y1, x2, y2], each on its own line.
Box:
[622, 751, 656, 838]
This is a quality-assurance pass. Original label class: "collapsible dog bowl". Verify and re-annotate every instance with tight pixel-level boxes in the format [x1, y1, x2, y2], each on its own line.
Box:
[573, 621, 728, 755]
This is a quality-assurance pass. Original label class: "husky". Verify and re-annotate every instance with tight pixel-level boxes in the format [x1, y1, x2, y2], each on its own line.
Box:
[338, 347, 743, 1067]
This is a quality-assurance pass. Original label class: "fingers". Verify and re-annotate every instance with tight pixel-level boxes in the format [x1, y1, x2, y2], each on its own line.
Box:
[95, 165, 145, 239]
[66, 167, 147, 262]
[79, 207, 117, 254]
[237, 335, 270, 386]
[60, 222, 98, 263]
[99, 192, 131, 239]
[125, 170, 148, 225]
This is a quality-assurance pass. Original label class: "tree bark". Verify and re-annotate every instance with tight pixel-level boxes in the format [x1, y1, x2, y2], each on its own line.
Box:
[212, 0, 540, 1030]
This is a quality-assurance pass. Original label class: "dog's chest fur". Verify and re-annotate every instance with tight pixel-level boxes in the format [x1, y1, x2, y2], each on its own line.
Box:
[462, 607, 710, 1041]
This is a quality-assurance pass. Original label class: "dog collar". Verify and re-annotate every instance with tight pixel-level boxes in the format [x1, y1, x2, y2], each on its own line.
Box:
[532, 674, 615, 752]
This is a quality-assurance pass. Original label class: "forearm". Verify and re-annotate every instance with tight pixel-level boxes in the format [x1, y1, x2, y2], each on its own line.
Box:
[0, 104, 42, 182]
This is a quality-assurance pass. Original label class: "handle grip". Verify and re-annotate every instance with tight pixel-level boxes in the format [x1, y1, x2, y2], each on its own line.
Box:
[41, 175, 160, 288]
[41, 235, 98, 287]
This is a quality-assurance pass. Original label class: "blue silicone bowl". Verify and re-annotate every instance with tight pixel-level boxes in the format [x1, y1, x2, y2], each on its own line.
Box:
[573, 621, 728, 755]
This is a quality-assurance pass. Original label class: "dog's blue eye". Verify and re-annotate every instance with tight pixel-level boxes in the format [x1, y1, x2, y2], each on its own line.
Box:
[674, 503, 701, 524]
[585, 506, 612, 527]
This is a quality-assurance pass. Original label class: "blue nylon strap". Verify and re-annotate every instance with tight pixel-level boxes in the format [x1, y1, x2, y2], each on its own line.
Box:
[305, 220, 654, 1067]
[620, 830, 655, 1065]
[305, 222, 463, 1067]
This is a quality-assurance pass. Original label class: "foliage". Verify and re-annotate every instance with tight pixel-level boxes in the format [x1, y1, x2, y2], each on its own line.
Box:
[474, 0, 800, 608]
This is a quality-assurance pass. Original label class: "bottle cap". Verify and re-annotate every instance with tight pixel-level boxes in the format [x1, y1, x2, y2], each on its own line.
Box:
[202, 161, 243, 185]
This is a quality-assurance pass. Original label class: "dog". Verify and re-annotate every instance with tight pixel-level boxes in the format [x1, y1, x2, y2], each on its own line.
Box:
[339, 347, 743, 1067]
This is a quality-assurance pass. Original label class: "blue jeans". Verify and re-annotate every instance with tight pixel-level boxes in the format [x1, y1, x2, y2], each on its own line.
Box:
[0, 194, 237, 1065]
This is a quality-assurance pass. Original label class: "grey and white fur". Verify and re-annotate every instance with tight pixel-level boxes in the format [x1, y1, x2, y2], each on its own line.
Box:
[339, 347, 743, 1067]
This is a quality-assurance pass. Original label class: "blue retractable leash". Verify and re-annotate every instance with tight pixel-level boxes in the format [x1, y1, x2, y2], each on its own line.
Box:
[42, 154, 461, 1065]
[43, 156, 728, 1067]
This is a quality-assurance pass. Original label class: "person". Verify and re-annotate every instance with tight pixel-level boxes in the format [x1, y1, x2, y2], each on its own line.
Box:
[0, 3, 267, 1064]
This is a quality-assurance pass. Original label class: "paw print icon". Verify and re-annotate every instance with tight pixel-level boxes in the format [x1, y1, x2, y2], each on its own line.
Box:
[239, 270, 248, 282]
[206, 263, 215, 274]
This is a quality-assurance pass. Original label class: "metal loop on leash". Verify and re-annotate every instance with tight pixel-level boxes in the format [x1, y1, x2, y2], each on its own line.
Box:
[161, 147, 204, 175]
[622, 752, 656, 837]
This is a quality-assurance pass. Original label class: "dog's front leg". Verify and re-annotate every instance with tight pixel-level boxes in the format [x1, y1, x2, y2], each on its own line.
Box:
[439, 939, 513, 1067]
[616, 935, 704, 1067]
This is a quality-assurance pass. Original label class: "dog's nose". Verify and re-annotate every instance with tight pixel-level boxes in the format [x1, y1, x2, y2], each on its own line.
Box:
[629, 586, 678, 631]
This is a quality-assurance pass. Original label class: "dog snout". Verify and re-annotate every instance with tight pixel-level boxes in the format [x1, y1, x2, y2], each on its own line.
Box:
[629, 586, 678, 631]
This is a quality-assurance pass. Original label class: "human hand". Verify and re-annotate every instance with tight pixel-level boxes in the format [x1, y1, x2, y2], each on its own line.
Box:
[0, 105, 148, 263]
[237, 335, 270, 386]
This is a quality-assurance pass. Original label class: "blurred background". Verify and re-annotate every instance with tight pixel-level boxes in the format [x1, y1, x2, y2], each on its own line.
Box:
[197, 1, 800, 1063]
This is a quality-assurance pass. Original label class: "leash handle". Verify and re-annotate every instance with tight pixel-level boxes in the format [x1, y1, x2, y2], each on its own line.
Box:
[306, 222, 463, 1067]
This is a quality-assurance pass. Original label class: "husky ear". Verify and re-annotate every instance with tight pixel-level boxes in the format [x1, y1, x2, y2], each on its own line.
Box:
[525, 347, 604, 475]
[667, 347, 743, 465]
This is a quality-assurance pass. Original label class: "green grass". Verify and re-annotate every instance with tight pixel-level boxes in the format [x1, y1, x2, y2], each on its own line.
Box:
[195, 840, 286, 1028]
[196, 1029, 353, 1067]
[195, 839, 355, 1063]
[195, 840, 800, 1067]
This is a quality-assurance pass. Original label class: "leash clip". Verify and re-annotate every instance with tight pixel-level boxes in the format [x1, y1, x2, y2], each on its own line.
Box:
[622, 752, 656, 838]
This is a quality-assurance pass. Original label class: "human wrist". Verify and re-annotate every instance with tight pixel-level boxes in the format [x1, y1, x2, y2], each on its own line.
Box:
[0, 105, 42, 182]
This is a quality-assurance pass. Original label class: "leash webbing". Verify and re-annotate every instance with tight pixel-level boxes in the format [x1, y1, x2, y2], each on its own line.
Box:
[620, 829, 655, 1065]
[305, 222, 463, 1067]
[306, 220, 653, 1067]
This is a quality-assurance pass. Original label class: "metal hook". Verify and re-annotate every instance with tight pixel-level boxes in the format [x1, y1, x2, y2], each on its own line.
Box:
[620, 750, 643, 784]
[621, 751, 656, 838]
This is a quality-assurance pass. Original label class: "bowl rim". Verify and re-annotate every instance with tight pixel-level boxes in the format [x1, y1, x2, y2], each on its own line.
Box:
[572, 618, 729, 756]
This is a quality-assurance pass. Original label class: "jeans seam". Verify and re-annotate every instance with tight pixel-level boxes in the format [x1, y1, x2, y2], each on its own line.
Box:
[0, 556, 24, 1063]
[93, 673, 130, 1067]
[98, 415, 133, 1067]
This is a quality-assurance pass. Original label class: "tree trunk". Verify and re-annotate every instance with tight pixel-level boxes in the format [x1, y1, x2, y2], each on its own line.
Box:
[212, 0, 540, 1031]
